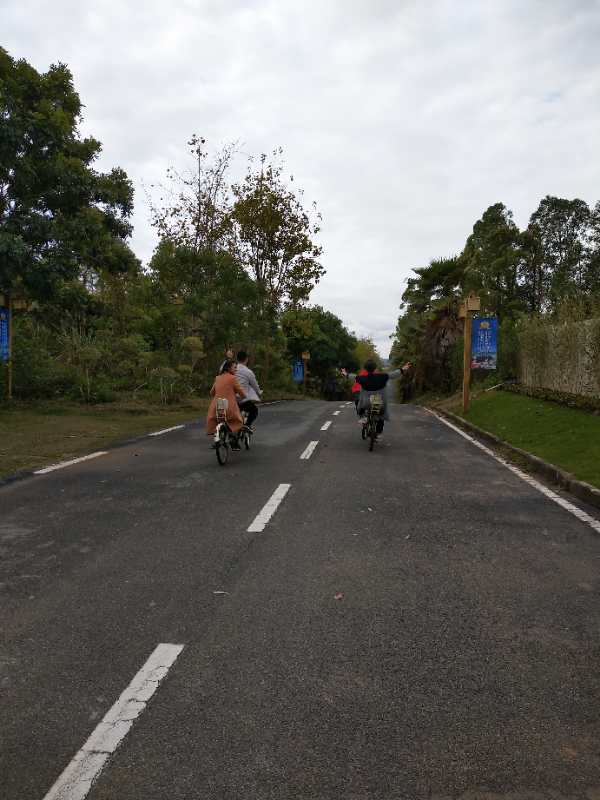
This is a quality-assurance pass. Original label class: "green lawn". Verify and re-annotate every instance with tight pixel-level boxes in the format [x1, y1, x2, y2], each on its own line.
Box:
[0, 399, 209, 478]
[455, 391, 600, 489]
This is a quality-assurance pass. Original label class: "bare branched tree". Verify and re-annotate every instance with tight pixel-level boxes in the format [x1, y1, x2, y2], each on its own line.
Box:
[146, 135, 237, 254]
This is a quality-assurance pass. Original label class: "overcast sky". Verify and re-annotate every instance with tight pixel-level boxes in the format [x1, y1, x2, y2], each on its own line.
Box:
[3, 0, 600, 355]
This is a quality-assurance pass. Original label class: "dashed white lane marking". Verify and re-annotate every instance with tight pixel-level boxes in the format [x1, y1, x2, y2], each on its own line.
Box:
[43, 643, 184, 800]
[321, 421, 332, 431]
[247, 483, 291, 532]
[34, 452, 108, 475]
[300, 441, 319, 460]
[333, 410, 341, 416]
[430, 411, 600, 535]
[148, 425, 185, 437]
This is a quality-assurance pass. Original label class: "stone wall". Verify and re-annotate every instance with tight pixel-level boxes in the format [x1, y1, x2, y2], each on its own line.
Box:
[519, 318, 600, 397]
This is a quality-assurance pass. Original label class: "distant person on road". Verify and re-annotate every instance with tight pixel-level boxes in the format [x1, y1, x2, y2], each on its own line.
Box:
[351, 368, 368, 412]
[235, 350, 262, 431]
[357, 360, 390, 438]
[400, 361, 415, 403]
[206, 360, 246, 450]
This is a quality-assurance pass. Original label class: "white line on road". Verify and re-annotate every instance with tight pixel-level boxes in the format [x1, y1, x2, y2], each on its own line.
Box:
[148, 425, 185, 437]
[333, 410, 341, 416]
[321, 421, 332, 431]
[34, 452, 108, 475]
[247, 484, 291, 532]
[300, 441, 319, 460]
[430, 411, 600, 536]
[43, 643, 184, 800]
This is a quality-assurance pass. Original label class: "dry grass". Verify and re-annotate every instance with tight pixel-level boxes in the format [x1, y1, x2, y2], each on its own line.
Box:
[0, 399, 209, 477]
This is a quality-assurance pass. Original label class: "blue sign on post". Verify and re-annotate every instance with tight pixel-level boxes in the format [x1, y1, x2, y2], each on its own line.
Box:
[471, 316, 498, 370]
[0, 308, 9, 363]
[292, 360, 304, 383]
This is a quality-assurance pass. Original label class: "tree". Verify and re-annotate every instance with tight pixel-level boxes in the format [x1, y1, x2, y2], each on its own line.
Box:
[147, 240, 260, 379]
[353, 336, 381, 369]
[147, 135, 235, 254]
[281, 305, 357, 383]
[517, 223, 546, 314]
[461, 203, 522, 319]
[231, 151, 324, 313]
[529, 196, 591, 307]
[0, 48, 138, 299]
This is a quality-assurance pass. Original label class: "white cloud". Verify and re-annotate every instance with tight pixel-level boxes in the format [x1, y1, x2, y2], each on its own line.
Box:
[2, 0, 600, 355]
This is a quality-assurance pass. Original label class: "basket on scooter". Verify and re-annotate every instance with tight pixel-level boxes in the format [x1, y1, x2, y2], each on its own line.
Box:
[216, 397, 229, 423]
[369, 393, 384, 415]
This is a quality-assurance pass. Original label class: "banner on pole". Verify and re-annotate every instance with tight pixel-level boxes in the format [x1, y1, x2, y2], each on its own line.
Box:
[471, 316, 498, 370]
[0, 308, 9, 362]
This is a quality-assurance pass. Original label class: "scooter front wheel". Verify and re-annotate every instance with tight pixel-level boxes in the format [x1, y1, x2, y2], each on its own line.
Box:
[216, 442, 229, 465]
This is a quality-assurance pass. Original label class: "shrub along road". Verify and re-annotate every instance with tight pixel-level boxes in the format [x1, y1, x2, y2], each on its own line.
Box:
[2, 400, 600, 799]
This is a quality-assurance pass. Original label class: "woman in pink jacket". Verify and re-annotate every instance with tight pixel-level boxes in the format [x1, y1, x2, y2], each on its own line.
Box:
[206, 361, 246, 445]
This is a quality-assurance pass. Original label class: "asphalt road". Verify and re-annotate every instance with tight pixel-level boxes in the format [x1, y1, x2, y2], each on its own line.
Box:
[2, 399, 600, 800]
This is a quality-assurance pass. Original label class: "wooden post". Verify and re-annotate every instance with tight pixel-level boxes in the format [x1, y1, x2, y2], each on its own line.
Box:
[462, 311, 472, 413]
[461, 293, 480, 414]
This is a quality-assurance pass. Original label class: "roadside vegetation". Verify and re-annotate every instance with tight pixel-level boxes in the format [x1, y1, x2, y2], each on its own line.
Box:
[455, 390, 600, 490]
[390, 201, 600, 395]
[0, 48, 378, 418]
[0, 398, 210, 477]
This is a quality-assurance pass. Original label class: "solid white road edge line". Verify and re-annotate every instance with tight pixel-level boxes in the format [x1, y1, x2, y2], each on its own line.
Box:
[247, 483, 291, 533]
[300, 441, 319, 460]
[34, 452, 108, 475]
[429, 410, 600, 536]
[148, 424, 185, 437]
[321, 421, 332, 431]
[43, 643, 184, 800]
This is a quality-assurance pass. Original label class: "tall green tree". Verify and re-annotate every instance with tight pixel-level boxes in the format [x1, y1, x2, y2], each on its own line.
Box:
[461, 203, 522, 319]
[147, 240, 260, 373]
[529, 196, 591, 307]
[281, 305, 357, 382]
[0, 48, 137, 299]
[353, 336, 382, 369]
[231, 151, 324, 312]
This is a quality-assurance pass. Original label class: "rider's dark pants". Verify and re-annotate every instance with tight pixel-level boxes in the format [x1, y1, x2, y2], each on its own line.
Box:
[239, 400, 258, 426]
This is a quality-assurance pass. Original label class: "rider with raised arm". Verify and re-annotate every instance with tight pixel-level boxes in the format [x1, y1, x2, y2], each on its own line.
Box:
[235, 350, 262, 431]
[356, 359, 390, 438]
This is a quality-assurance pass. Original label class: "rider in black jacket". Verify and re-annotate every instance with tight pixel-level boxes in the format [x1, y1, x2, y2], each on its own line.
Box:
[356, 360, 390, 436]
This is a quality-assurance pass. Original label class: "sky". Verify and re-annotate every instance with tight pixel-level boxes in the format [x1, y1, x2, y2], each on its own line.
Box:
[3, 0, 600, 356]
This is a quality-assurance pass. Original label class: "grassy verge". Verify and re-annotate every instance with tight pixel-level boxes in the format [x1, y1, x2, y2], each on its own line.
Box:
[452, 390, 600, 489]
[0, 399, 210, 478]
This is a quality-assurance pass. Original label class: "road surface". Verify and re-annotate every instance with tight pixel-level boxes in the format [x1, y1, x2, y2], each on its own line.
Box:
[2, 399, 600, 799]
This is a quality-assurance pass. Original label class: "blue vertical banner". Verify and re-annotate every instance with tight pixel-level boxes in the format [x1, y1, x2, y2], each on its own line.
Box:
[0, 307, 9, 362]
[471, 316, 498, 370]
[292, 360, 304, 383]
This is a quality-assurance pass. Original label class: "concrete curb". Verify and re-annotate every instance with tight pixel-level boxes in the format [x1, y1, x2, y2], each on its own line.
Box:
[433, 407, 600, 512]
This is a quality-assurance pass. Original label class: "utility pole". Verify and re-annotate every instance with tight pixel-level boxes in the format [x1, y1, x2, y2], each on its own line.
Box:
[460, 293, 480, 413]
